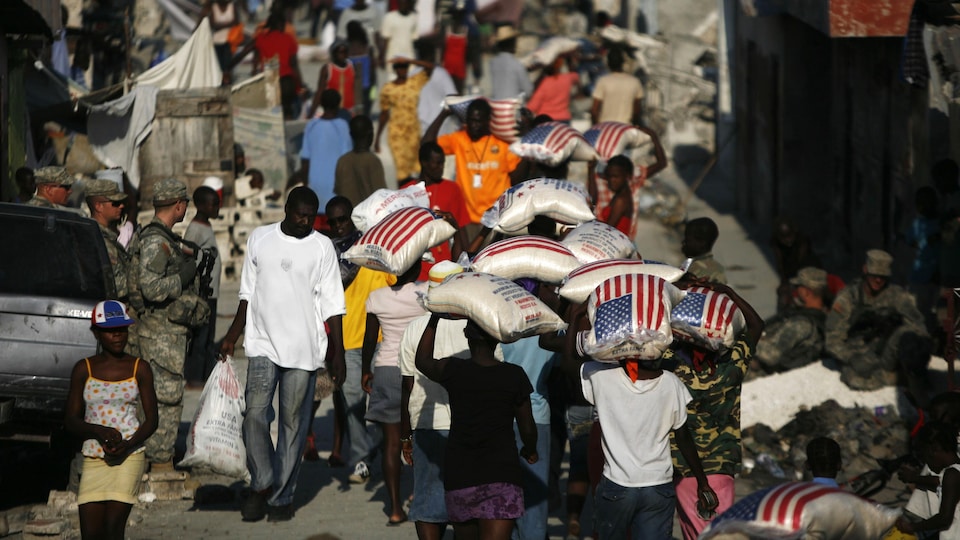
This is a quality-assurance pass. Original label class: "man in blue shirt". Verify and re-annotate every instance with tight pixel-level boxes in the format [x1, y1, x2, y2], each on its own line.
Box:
[300, 89, 352, 226]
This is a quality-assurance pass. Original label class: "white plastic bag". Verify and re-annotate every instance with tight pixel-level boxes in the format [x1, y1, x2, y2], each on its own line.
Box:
[178, 356, 250, 481]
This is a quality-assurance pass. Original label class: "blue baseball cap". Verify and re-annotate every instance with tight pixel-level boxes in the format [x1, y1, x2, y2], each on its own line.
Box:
[91, 300, 135, 329]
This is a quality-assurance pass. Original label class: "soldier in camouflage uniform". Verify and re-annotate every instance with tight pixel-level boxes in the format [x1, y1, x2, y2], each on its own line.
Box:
[85, 179, 130, 300]
[826, 249, 931, 404]
[664, 279, 764, 540]
[127, 179, 198, 471]
[755, 267, 830, 373]
[26, 166, 74, 209]
[682, 217, 727, 284]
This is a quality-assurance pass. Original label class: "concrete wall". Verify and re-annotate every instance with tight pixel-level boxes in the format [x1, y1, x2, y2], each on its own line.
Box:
[733, 11, 928, 279]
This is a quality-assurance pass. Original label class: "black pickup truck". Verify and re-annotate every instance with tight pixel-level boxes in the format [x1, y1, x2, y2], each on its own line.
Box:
[0, 203, 116, 439]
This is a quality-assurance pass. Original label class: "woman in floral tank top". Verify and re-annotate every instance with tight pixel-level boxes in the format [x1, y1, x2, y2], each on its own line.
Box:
[65, 300, 157, 540]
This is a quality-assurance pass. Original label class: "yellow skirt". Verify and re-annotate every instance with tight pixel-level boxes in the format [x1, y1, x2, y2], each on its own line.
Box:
[77, 452, 147, 505]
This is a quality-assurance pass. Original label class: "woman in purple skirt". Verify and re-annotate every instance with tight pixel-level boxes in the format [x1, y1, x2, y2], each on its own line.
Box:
[415, 314, 539, 539]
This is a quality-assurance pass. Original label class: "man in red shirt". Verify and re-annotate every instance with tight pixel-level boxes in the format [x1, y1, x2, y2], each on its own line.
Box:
[231, 11, 304, 119]
[400, 141, 468, 281]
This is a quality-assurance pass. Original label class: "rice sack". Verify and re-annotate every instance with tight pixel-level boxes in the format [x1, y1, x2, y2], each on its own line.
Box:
[561, 220, 638, 263]
[342, 207, 455, 275]
[480, 178, 595, 234]
[521, 37, 580, 68]
[670, 286, 746, 351]
[444, 95, 522, 143]
[421, 272, 567, 343]
[509, 122, 599, 166]
[351, 182, 430, 232]
[700, 482, 899, 540]
[559, 259, 684, 304]
[579, 273, 684, 361]
[583, 121, 651, 160]
[470, 236, 581, 284]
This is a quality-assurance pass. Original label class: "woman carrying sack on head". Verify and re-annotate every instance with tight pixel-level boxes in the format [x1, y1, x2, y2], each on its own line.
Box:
[65, 300, 158, 540]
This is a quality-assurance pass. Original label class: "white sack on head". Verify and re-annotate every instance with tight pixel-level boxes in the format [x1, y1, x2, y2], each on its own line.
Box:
[481, 178, 594, 233]
[444, 95, 522, 143]
[351, 182, 431, 232]
[700, 482, 899, 540]
[583, 122, 651, 160]
[342, 207, 455, 275]
[579, 273, 683, 361]
[670, 286, 745, 351]
[561, 220, 637, 263]
[421, 272, 567, 343]
[470, 236, 581, 284]
[509, 122, 599, 166]
[559, 259, 684, 304]
[521, 37, 580, 68]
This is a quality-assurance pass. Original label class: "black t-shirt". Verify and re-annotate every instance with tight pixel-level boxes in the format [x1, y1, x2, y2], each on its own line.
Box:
[439, 358, 533, 491]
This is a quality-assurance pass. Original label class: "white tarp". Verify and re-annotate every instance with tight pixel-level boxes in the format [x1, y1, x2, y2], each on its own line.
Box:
[87, 85, 158, 189]
[135, 18, 222, 90]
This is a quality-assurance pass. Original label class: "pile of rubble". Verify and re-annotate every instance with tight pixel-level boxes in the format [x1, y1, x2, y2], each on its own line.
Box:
[741, 399, 911, 487]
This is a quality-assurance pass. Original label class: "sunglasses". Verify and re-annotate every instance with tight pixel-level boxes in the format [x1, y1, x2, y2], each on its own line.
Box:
[98, 199, 125, 207]
[53, 184, 72, 190]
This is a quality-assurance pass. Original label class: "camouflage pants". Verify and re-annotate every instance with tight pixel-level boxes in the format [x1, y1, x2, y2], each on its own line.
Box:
[139, 333, 188, 464]
[836, 326, 931, 392]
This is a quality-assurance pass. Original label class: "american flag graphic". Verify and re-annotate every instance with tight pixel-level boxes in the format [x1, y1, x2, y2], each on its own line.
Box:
[583, 121, 639, 160]
[566, 259, 650, 282]
[512, 122, 587, 166]
[358, 207, 440, 255]
[591, 273, 670, 343]
[444, 95, 521, 142]
[710, 483, 844, 532]
[671, 286, 742, 348]
[473, 236, 576, 262]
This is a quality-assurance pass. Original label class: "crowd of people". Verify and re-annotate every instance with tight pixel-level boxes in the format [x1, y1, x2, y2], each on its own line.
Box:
[11, 1, 960, 540]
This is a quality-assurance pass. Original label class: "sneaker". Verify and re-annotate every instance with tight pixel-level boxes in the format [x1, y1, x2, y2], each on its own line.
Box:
[241, 489, 269, 522]
[348, 461, 370, 484]
[267, 504, 295, 522]
[303, 434, 320, 462]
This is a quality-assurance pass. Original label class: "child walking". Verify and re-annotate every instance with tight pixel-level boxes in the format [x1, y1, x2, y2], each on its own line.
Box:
[65, 300, 158, 540]
[416, 315, 539, 540]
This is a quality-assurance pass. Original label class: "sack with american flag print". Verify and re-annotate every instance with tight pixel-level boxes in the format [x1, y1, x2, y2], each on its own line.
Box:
[342, 207, 456, 275]
[508, 122, 599, 166]
[579, 273, 684, 361]
[420, 271, 567, 343]
[561, 220, 638, 263]
[559, 259, 684, 304]
[701, 482, 899, 540]
[480, 178, 595, 233]
[583, 121, 651, 160]
[470, 236, 581, 284]
[670, 286, 746, 351]
[444, 95, 522, 143]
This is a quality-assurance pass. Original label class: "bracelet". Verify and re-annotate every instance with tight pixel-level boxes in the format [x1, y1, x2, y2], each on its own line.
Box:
[400, 435, 413, 443]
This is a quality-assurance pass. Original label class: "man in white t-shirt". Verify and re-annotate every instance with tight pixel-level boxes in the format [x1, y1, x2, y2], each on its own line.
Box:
[221, 187, 346, 523]
[590, 47, 644, 125]
[380, 0, 418, 68]
[336, 0, 383, 45]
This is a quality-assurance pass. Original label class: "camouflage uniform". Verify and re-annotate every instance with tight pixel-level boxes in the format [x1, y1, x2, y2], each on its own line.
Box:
[665, 339, 750, 477]
[26, 166, 74, 209]
[755, 308, 826, 372]
[825, 279, 930, 391]
[86, 179, 131, 300]
[128, 180, 194, 464]
[686, 252, 727, 284]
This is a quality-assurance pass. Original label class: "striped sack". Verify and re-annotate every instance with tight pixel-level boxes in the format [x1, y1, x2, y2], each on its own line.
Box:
[444, 95, 522, 142]
[559, 259, 684, 304]
[670, 286, 746, 351]
[509, 122, 599, 166]
[470, 236, 581, 284]
[480, 178, 595, 233]
[351, 182, 430, 232]
[580, 273, 684, 361]
[342, 207, 456, 275]
[583, 121, 650, 160]
[561, 220, 638, 264]
[701, 482, 900, 540]
[421, 271, 567, 343]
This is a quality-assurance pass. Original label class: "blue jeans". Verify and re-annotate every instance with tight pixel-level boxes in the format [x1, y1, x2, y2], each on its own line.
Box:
[409, 429, 449, 523]
[243, 356, 316, 507]
[337, 348, 379, 467]
[594, 477, 675, 539]
[512, 423, 551, 540]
